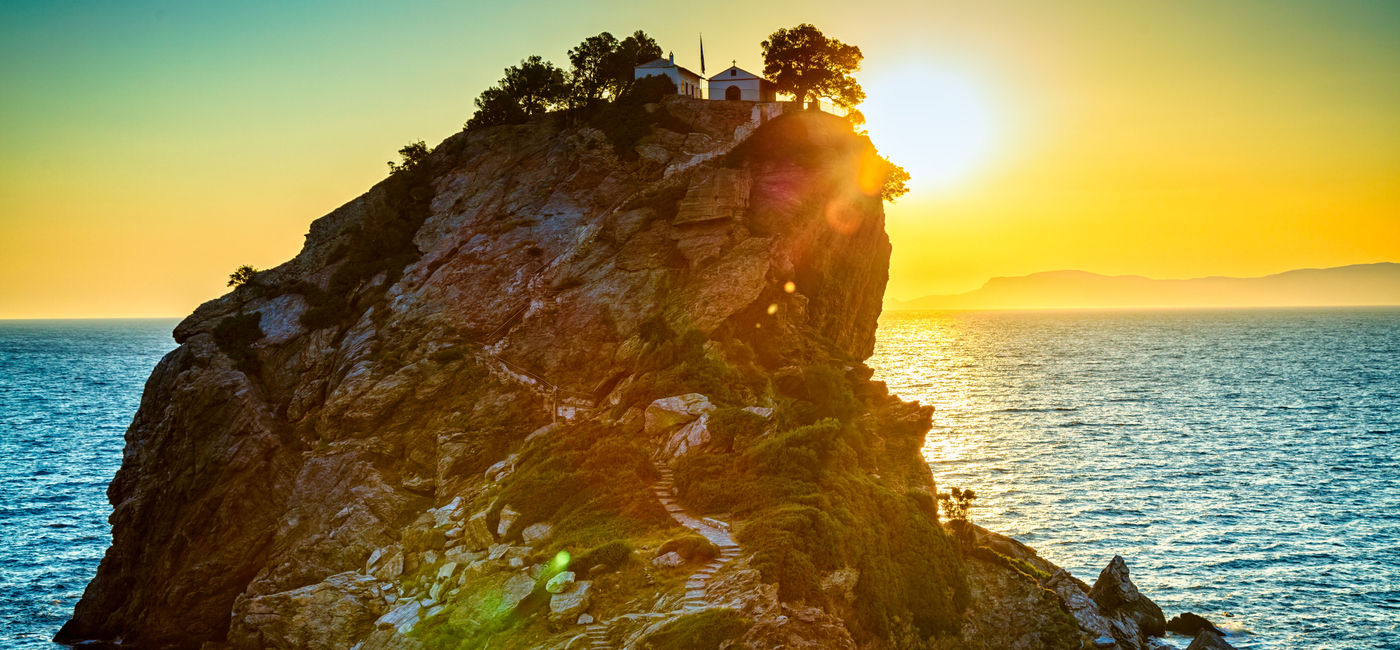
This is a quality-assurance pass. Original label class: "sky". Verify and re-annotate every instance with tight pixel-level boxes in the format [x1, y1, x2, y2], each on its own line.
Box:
[1, 0, 1397, 318]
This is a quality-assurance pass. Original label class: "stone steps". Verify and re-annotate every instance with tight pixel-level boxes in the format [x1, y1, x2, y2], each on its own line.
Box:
[650, 461, 743, 614]
[585, 622, 610, 649]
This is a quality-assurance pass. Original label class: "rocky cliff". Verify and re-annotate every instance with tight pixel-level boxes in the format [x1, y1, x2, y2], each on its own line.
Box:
[59, 97, 1186, 650]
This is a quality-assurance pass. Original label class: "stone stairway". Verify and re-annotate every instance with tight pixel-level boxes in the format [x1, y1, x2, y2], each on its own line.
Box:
[578, 464, 742, 649]
[651, 463, 741, 610]
[583, 622, 610, 649]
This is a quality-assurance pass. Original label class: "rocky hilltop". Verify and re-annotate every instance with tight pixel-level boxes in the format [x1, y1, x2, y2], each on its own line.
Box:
[59, 97, 1205, 649]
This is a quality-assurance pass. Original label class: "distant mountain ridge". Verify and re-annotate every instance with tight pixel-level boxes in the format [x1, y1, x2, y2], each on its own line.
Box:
[889, 263, 1400, 311]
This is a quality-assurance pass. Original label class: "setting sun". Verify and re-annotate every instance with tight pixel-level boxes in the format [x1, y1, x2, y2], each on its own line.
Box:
[862, 66, 1000, 192]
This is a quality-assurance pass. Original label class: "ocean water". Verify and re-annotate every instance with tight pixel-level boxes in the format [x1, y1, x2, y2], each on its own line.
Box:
[0, 319, 177, 648]
[2, 311, 1397, 648]
[870, 308, 1400, 649]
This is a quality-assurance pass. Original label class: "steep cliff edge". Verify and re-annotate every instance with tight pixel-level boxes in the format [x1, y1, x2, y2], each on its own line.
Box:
[60, 98, 1169, 650]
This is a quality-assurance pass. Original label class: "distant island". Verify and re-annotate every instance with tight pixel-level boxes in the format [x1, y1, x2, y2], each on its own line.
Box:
[888, 263, 1400, 311]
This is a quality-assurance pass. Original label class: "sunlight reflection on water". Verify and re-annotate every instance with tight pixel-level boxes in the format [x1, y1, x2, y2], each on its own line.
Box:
[869, 308, 1400, 650]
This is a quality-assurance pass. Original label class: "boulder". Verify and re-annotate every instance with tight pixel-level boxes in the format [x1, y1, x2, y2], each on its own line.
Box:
[577, 613, 594, 625]
[430, 496, 463, 528]
[485, 455, 517, 483]
[1045, 569, 1116, 641]
[435, 562, 460, 581]
[375, 598, 421, 632]
[522, 522, 553, 545]
[545, 571, 576, 594]
[548, 581, 592, 622]
[496, 505, 520, 537]
[1089, 556, 1166, 638]
[365, 545, 404, 581]
[462, 511, 495, 550]
[644, 394, 714, 435]
[1185, 629, 1237, 650]
[1167, 612, 1223, 637]
[651, 551, 685, 568]
[502, 573, 536, 612]
[742, 406, 774, 419]
[662, 413, 711, 458]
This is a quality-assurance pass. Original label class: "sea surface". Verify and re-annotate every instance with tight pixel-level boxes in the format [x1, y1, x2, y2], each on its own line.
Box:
[1, 311, 1397, 648]
[870, 308, 1400, 649]
[0, 319, 178, 648]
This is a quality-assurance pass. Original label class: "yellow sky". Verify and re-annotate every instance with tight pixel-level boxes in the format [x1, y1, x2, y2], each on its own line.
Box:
[1, 0, 1397, 318]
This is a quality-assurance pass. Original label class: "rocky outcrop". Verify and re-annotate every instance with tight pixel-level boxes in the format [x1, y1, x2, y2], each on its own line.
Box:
[1166, 612, 1224, 637]
[1185, 629, 1238, 650]
[56, 96, 1171, 650]
[1090, 555, 1167, 645]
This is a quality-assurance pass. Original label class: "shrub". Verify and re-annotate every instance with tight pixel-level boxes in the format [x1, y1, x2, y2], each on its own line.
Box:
[212, 312, 263, 372]
[657, 533, 717, 563]
[227, 265, 258, 288]
[665, 362, 970, 643]
[298, 140, 437, 331]
[590, 74, 692, 157]
[640, 608, 750, 650]
[707, 406, 766, 452]
[576, 539, 632, 574]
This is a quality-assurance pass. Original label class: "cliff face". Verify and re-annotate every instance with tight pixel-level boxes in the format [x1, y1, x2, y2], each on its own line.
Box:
[59, 98, 1160, 650]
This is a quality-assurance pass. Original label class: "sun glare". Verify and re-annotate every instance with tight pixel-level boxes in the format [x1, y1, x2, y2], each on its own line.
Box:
[862, 66, 999, 194]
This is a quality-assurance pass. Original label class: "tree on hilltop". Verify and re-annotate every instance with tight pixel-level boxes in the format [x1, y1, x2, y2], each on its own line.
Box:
[761, 23, 865, 109]
[466, 56, 569, 129]
[387, 140, 430, 174]
[569, 30, 665, 106]
[227, 265, 258, 288]
[606, 31, 663, 98]
[568, 32, 620, 106]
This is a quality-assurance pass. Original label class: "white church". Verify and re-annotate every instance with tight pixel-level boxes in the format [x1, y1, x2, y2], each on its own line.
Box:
[634, 53, 777, 102]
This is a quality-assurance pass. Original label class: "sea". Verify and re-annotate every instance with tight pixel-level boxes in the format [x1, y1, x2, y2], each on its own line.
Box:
[870, 308, 1400, 649]
[1, 309, 1397, 648]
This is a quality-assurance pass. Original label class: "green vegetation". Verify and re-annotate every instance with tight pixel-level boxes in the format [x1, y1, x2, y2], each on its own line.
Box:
[226, 264, 258, 288]
[640, 608, 751, 650]
[657, 533, 718, 563]
[589, 74, 692, 157]
[938, 487, 977, 546]
[488, 419, 669, 552]
[387, 140, 430, 174]
[575, 539, 633, 575]
[761, 23, 865, 109]
[671, 363, 969, 643]
[466, 30, 663, 129]
[566, 31, 662, 106]
[212, 312, 263, 373]
[616, 325, 768, 411]
[299, 140, 437, 331]
[972, 545, 1051, 582]
[466, 56, 569, 129]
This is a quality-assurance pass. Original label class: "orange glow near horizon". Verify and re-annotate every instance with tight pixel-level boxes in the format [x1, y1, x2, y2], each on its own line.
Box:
[1, 1, 1397, 318]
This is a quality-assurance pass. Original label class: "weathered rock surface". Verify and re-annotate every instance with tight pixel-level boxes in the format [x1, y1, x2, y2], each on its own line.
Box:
[644, 393, 713, 434]
[1167, 612, 1224, 637]
[1090, 555, 1167, 643]
[1185, 629, 1238, 650]
[55, 96, 1167, 650]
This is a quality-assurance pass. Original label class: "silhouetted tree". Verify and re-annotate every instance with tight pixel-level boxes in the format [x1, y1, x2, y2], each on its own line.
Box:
[761, 24, 865, 109]
[937, 487, 977, 545]
[467, 86, 527, 129]
[466, 56, 569, 129]
[606, 30, 663, 98]
[880, 156, 910, 202]
[568, 32, 620, 106]
[387, 140, 430, 174]
[227, 265, 258, 288]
